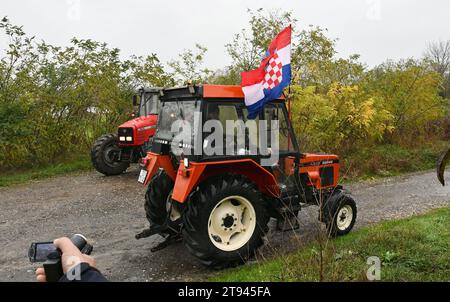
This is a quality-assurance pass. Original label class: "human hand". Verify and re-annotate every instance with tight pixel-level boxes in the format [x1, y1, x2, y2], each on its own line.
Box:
[35, 237, 96, 282]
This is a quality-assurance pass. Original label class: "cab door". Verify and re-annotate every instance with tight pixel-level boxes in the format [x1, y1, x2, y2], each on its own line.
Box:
[263, 102, 300, 189]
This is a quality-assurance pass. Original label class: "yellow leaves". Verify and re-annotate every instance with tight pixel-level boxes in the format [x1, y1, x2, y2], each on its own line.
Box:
[364, 60, 445, 142]
[290, 83, 396, 152]
[291, 59, 446, 152]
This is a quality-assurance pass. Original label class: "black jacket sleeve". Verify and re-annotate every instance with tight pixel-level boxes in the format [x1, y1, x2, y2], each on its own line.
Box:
[59, 262, 108, 282]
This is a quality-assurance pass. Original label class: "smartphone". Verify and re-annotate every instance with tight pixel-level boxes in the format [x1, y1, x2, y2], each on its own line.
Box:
[28, 242, 60, 262]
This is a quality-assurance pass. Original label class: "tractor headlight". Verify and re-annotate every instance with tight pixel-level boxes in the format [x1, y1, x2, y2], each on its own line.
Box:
[118, 127, 133, 143]
[183, 158, 189, 168]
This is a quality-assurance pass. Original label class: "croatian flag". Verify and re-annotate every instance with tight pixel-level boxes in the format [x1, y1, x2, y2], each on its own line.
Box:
[241, 25, 292, 119]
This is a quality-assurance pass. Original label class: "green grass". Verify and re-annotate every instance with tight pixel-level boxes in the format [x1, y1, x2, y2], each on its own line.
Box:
[210, 207, 450, 282]
[0, 157, 92, 187]
[341, 141, 448, 182]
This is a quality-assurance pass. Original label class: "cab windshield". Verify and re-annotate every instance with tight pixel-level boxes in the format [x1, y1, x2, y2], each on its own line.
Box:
[154, 100, 201, 143]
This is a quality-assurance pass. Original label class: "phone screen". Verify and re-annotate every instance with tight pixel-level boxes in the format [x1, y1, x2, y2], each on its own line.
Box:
[30, 242, 57, 262]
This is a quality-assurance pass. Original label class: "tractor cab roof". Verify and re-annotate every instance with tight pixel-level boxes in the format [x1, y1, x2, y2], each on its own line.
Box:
[137, 87, 163, 94]
[160, 84, 285, 101]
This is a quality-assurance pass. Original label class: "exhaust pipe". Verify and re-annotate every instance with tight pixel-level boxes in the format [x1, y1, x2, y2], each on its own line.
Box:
[437, 148, 450, 186]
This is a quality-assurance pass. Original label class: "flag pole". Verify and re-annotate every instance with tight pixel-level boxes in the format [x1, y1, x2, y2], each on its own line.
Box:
[287, 24, 293, 150]
[287, 84, 292, 150]
[288, 85, 292, 121]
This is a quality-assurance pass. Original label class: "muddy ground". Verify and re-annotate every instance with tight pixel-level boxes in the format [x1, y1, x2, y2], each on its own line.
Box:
[0, 167, 449, 281]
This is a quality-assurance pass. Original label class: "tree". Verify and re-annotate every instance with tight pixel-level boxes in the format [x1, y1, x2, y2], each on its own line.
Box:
[212, 8, 296, 85]
[364, 59, 445, 143]
[127, 54, 175, 88]
[225, 8, 295, 72]
[168, 44, 212, 85]
[208, 66, 241, 85]
[290, 84, 393, 153]
[291, 26, 365, 91]
[222, 9, 363, 91]
[0, 16, 174, 169]
[424, 40, 450, 98]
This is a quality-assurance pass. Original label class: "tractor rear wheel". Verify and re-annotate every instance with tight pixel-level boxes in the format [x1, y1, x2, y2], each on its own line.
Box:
[144, 170, 181, 233]
[91, 133, 129, 176]
[182, 174, 269, 268]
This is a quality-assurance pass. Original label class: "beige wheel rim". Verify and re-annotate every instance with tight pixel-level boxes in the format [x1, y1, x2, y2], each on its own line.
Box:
[336, 205, 353, 231]
[165, 190, 181, 221]
[207, 195, 256, 252]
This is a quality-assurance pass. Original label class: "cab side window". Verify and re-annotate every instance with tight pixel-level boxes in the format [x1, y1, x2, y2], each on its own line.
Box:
[204, 102, 259, 156]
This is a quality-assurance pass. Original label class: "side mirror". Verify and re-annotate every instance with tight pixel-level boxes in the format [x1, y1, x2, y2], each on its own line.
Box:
[132, 95, 138, 106]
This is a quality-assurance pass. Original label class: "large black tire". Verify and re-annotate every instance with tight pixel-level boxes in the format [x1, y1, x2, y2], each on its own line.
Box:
[144, 170, 181, 233]
[91, 133, 129, 176]
[182, 174, 270, 268]
[322, 191, 357, 237]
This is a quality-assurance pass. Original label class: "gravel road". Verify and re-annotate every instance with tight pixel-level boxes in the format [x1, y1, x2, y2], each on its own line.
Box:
[0, 167, 448, 281]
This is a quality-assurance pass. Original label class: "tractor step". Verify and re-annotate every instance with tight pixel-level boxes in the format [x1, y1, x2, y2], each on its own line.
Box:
[277, 199, 301, 232]
[276, 215, 300, 232]
[278, 203, 302, 214]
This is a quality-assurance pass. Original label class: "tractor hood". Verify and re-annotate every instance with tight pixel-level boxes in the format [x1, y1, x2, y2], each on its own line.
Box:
[119, 114, 158, 130]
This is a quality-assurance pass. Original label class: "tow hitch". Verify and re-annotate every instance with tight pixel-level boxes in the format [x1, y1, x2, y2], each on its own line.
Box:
[437, 148, 449, 186]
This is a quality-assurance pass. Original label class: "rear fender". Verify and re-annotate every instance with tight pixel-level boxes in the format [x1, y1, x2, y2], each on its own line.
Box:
[141, 152, 177, 185]
[437, 148, 450, 186]
[172, 159, 280, 203]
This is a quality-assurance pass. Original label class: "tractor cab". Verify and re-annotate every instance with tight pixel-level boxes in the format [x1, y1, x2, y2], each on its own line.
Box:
[141, 84, 339, 201]
[137, 84, 356, 268]
[135, 87, 161, 117]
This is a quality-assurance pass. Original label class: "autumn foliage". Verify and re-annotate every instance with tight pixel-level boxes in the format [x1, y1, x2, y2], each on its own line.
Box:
[0, 10, 448, 176]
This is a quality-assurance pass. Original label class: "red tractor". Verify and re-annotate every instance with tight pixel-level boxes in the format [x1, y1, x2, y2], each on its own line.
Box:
[136, 84, 357, 268]
[91, 87, 161, 176]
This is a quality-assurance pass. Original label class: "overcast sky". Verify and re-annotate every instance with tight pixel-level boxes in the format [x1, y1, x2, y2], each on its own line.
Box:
[1, 0, 449, 69]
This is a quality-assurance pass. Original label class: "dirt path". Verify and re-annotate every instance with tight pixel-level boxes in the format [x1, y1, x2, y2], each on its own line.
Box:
[0, 167, 448, 281]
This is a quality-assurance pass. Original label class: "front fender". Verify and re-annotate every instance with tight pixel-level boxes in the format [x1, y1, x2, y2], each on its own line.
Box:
[141, 152, 177, 185]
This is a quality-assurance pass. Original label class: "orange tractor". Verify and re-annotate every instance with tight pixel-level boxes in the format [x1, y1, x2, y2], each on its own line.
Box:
[136, 84, 357, 268]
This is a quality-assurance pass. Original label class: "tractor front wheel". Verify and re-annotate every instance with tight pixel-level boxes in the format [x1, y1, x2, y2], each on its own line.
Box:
[91, 133, 129, 176]
[182, 175, 269, 268]
[323, 192, 357, 237]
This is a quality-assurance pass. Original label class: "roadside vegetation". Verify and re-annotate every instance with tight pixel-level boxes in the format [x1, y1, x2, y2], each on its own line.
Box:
[210, 206, 450, 282]
[341, 141, 449, 181]
[0, 156, 90, 187]
[0, 9, 448, 181]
